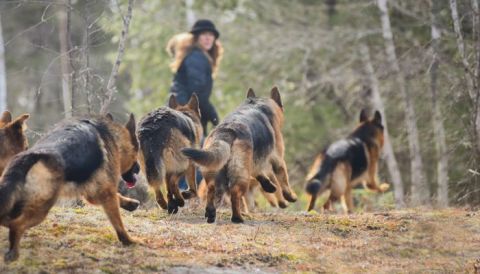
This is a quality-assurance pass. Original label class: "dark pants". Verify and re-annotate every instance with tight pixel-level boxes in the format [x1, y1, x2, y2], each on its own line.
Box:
[178, 169, 203, 190]
[178, 136, 205, 190]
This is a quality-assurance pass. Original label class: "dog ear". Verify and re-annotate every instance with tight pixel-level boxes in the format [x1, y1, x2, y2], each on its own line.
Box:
[8, 113, 29, 132]
[373, 110, 382, 125]
[187, 93, 201, 116]
[270, 86, 283, 108]
[1, 110, 12, 125]
[125, 113, 136, 137]
[246, 88, 256, 98]
[168, 94, 179, 109]
[359, 109, 369, 123]
[105, 113, 114, 121]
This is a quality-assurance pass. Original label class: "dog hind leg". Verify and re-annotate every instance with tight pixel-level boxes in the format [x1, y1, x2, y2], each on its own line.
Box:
[182, 163, 197, 200]
[205, 175, 217, 223]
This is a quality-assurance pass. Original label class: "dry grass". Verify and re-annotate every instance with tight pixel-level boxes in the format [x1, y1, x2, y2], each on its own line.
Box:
[1, 203, 479, 273]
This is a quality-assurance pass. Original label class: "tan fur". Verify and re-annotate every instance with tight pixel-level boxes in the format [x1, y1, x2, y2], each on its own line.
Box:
[190, 87, 297, 223]
[0, 113, 29, 175]
[306, 113, 389, 214]
[139, 95, 203, 212]
[166, 32, 224, 77]
[0, 115, 139, 263]
[0, 110, 12, 128]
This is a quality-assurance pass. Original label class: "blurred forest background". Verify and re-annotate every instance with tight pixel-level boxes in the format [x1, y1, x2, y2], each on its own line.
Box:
[0, 0, 479, 209]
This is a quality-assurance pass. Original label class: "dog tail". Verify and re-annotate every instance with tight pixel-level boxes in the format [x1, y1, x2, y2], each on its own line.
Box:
[141, 143, 163, 183]
[182, 130, 235, 171]
[0, 152, 49, 220]
[305, 156, 337, 195]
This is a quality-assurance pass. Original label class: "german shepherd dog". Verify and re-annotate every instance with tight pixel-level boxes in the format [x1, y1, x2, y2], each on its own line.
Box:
[305, 109, 389, 213]
[182, 87, 297, 223]
[0, 114, 140, 262]
[137, 94, 203, 214]
[0, 111, 30, 174]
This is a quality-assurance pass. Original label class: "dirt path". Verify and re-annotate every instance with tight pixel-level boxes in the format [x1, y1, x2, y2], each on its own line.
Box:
[1, 206, 479, 273]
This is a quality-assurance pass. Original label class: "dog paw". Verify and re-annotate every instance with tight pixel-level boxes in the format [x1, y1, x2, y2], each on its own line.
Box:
[120, 238, 137, 246]
[176, 198, 185, 207]
[379, 183, 390, 192]
[278, 200, 289, 209]
[205, 206, 216, 223]
[283, 190, 298, 203]
[231, 216, 244, 224]
[4, 250, 19, 263]
[181, 190, 197, 200]
[121, 199, 140, 212]
[156, 199, 168, 210]
[168, 200, 179, 214]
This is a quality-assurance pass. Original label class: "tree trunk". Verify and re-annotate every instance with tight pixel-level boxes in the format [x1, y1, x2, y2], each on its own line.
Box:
[472, 0, 480, 163]
[186, 0, 196, 28]
[377, 0, 429, 206]
[67, 0, 77, 116]
[450, 0, 480, 155]
[430, 0, 449, 207]
[100, 0, 135, 114]
[0, 14, 7, 111]
[58, 1, 72, 118]
[83, 1, 93, 114]
[359, 43, 405, 208]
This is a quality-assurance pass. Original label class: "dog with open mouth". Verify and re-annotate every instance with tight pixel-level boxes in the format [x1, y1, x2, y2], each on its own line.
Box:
[0, 113, 140, 263]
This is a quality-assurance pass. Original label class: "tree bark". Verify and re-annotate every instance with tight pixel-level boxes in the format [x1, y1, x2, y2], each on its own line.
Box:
[0, 14, 7, 111]
[58, 1, 72, 118]
[450, 0, 480, 156]
[100, 0, 135, 114]
[472, 0, 480, 163]
[377, 0, 429, 206]
[430, 0, 449, 207]
[359, 43, 405, 208]
[186, 0, 196, 28]
[83, 1, 93, 114]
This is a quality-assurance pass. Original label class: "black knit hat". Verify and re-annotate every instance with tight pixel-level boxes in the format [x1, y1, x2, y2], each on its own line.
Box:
[190, 19, 220, 39]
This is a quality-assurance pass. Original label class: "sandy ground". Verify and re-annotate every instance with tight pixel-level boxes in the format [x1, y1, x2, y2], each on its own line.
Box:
[0, 204, 479, 273]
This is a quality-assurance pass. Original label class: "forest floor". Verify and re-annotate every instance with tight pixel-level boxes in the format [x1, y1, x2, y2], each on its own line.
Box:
[0, 203, 479, 273]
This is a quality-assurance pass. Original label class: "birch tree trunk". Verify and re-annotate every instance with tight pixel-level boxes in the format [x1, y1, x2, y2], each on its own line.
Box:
[450, 0, 480, 156]
[58, 1, 72, 118]
[430, 0, 449, 207]
[377, 0, 429, 206]
[359, 43, 405, 208]
[83, 2, 93, 114]
[0, 14, 7, 111]
[186, 0, 196, 28]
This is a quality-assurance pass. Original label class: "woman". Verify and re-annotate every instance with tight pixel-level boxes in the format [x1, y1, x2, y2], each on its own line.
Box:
[166, 19, 223, 135]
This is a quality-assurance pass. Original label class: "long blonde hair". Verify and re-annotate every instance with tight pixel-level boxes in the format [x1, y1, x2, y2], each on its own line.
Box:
[166, 32, 224, 77]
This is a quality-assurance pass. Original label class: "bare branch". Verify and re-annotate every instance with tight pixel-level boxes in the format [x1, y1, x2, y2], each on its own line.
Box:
[100, 0, 135, 114]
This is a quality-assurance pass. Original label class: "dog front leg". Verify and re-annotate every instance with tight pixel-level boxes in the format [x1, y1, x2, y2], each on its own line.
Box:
[307, 194, 317, 212]
[272, 160, 298, 202]
[118, 193, 140, 212]
[366, 160, 389, 193]
[101, 192, 136, 245]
